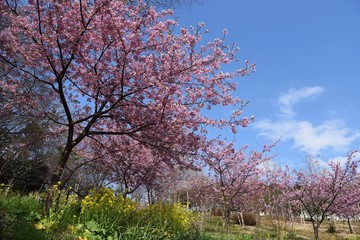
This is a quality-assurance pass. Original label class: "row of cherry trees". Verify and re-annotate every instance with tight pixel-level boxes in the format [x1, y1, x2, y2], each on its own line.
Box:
[0, 1, 359, 240]
[185, 150, 360, 240]
[283, 152, 360, 240]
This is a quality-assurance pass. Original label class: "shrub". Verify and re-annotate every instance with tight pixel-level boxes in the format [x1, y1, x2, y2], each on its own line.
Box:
[327, 222, 336, 233]
[243, 213, 257, 226]
[232, 213, 257, 226]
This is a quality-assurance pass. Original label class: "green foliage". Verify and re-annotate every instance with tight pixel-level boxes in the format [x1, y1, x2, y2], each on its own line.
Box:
[137, 202, 195, 235]
[202, 216, 225, 233]
[118, 225, 214, 240]
[0, 186, 311, 240]
[74, 220, 119, 240]
[119, 224, 170, 240]
[344, 236, 360, 240]
[35, 183, 79, 236]
[77, 187, 199, 240]
[0, 190, 45, 239]
[77, 187, 137, 238]
[206, 232, 254, 240]
[173, 228, 214, 240]
[252, 227, 276, 240]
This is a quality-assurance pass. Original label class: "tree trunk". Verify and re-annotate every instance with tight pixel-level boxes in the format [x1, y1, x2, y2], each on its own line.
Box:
[312, 221, 320, 240]
[330, 216, 337, 232]
[147, 187, 154, 205]
[186, 190, 189, 209]
[236, 212, 241, 226]
[348, 218, 354, 234]
[256, 211, 260, 227]
[198, 209, 204, 231]
[240, 211, 244, 226]
[224, 208, 231, 233]
[45, 148, 72, 214]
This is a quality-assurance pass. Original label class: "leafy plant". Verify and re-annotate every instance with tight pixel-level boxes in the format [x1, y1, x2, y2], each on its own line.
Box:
[79, 187, 137, 238]
[35, 183, 79, 233]
[137, 202, 195, 236]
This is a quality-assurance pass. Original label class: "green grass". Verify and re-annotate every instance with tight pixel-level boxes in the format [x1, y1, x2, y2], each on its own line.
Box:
[0, 191, 46, 239]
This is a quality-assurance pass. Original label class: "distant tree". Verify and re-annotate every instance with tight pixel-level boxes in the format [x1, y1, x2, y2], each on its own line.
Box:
[128, 0, 198, 9]
[203, 140, 273, 232]
[0, 121, 58, 195]
[333, 178, 360, 234]
[283, 152, 360, 240]
[262, 168, 297, 240]
[0, 0, 254, 211]
[93, 135, 178, 198]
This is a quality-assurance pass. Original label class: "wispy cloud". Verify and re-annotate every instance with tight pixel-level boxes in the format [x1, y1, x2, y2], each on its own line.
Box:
[278, 86, 325, 118]
[256, 119, 360, 154]
[255, 86, 360, 155]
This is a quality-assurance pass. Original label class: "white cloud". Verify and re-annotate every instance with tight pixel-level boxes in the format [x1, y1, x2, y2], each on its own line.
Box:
[254, 86, 360, 155]
[278, 86, 325, 118]
[291, 120, 360, 153]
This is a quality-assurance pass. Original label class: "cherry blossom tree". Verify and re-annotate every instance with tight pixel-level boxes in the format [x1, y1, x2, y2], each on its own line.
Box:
[283, 152, 360, 240]
[203, 140, 273, 231]
[0, 0, 254, 211]
[262, 168, 298, 240]
[333, 178, 360, 234]
[133, 0, 196, 9]
[91, 135, 195, 198]
[187, 173, 215, 206]
[0, 121, 57, 195]
[143, 166, 198, 204]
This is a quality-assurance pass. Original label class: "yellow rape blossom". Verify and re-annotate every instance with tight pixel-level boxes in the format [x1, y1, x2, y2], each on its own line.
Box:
[34, 222, 46, 230]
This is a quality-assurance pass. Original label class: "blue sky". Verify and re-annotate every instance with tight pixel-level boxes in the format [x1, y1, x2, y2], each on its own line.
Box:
[174, 0, 360, 167]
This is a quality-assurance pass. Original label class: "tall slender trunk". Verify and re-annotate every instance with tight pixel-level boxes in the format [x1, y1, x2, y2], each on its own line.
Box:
[347, 218, 354, 234]
[240, 211, 244, 226]
[312, 221, 320, 240]
[186, 190, 189, 209]
[330, 216, 337, 232]
[147, 187, 154, 205]
[236, 211, 244, 226]
[224, 208, 231, 233]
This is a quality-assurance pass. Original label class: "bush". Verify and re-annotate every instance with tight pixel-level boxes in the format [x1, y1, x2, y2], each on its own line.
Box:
[327, 222, 336, 233]
[232, 213, 257, 226]
[242, 213, 257, 226]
